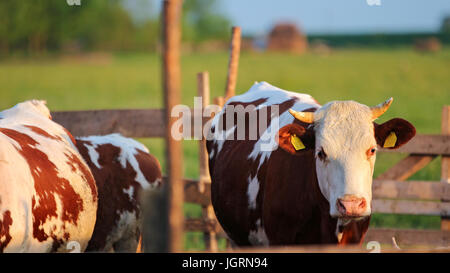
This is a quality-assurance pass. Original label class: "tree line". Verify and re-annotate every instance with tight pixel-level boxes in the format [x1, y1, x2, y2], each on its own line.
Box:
[0, 0, 231, 55]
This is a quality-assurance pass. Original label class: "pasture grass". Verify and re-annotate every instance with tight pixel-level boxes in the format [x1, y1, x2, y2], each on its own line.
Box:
[0, 47, 449, 250]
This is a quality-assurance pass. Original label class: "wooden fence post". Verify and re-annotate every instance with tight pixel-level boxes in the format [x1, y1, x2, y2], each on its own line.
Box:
[442, 106, 450, 231]
[197, 71, 218, 252]
[197, 71, 211, 191]
[213, 96, 225, 108]
[224, 26, 241, 101]
[162, 0, 184, 252]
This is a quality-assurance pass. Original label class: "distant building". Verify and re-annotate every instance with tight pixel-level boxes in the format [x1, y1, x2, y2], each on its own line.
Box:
[267, 23, 308, 54]
[414, 37, 442, 53]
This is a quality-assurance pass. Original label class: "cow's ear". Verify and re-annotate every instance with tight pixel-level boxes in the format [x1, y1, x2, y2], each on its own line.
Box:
[277, 123, 315, 155]
[374, 118, 416, 149]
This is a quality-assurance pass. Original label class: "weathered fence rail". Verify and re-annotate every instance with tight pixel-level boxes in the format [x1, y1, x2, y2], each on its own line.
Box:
[52, 109, 166, 138]
[373, 179, 450, 200]
[53, 110, 450, 153]
[52, 109, 211, 138]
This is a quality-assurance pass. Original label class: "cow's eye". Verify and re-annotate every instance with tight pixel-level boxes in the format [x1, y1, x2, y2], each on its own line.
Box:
[317, 148, 327, 161]
[367, 146, 377, 157]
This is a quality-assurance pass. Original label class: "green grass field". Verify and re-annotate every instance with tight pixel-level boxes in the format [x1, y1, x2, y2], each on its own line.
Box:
[1, 47, 449, 250]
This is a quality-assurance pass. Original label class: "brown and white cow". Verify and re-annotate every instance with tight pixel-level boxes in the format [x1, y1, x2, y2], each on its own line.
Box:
[0, 100, 98, 252]
[206, 82, 416, 246]
[74, 134, 162, 252]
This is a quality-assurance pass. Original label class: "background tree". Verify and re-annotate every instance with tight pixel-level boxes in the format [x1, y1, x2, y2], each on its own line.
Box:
[441, 16, 450, 34]
[182, 0, 231, 43]
[0, 0, 231, 55]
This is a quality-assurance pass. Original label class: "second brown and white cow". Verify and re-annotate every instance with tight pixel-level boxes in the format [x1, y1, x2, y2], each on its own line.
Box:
[207, 82, 416, 246]
[74, 134, 162, 252]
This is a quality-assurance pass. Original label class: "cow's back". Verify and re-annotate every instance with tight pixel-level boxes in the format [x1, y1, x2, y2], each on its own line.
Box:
[75, 134, 162, 252]
[0, 101, 98, 252]
[207, 82, 327, 245]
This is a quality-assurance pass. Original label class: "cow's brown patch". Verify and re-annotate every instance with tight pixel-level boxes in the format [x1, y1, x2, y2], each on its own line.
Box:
[227, 98, 268, 108]
[0, 210, 13, 252]
[24, 125, 62, 141]
[263, 143, 340, 245]
[76, 140, 162, 251]
[65, 151, 97, 203]
[0, 128, 84, 249]
[135, 149, 162, 187]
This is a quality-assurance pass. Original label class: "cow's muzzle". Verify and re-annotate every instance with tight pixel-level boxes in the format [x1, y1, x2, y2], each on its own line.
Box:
[336, 195, 367, 217]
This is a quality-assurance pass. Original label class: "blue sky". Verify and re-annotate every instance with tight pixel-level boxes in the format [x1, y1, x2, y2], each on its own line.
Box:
[218, 0, 450, 35]
[126, 0, 450, 35]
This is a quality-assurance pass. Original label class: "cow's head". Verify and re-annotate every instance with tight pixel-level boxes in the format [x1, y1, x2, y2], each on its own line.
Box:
[278, 98, 416, 219]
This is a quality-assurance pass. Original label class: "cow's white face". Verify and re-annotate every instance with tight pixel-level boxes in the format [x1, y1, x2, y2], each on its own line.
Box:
[313, 101, 376, 218]
[280, 97, 416, 220]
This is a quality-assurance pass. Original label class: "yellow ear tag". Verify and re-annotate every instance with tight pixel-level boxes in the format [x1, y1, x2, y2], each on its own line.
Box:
[383, 131, 397, 148]
[291, 134, 305, 151]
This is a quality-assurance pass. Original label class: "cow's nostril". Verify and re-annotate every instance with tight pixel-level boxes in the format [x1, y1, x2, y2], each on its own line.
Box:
[336, 199, 347, 213]
[359, 198, 367, 209]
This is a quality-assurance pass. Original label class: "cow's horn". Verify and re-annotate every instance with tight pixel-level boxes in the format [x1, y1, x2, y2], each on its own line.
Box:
[370, 97, 393, 120]
[289, 109, 314, 124]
